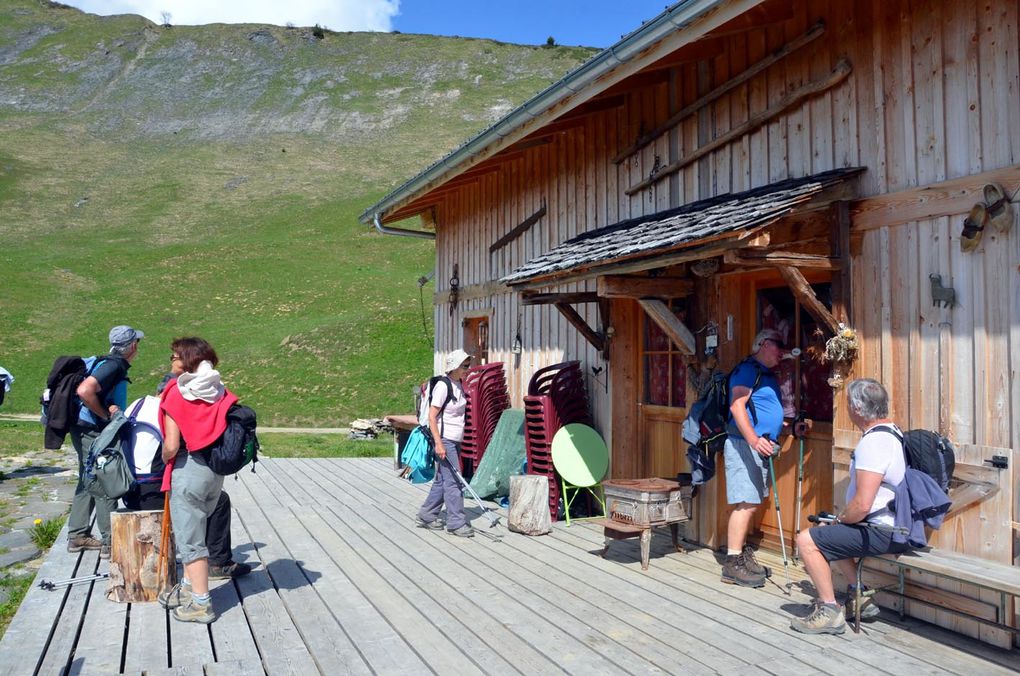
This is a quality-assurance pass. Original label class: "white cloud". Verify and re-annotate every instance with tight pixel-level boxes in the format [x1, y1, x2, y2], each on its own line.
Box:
[67, 1, 399, 31]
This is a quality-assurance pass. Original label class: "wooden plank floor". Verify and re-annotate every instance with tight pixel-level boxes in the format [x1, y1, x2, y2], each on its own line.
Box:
[0, 457, 1016, 675]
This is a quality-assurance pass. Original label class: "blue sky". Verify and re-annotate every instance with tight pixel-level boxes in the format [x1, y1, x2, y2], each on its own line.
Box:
[64, 1, 674, 48]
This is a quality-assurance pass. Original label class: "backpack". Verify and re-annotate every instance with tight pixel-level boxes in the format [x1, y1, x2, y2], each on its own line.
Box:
[121, 396, 164, 484]
[866, 426, 956, 492]
[682, 357, 768, 453]
[399, 427, 436, 484]
[201, 404, 260, 476]
[417, 375, 455, 425]
[84, 411, 134, 500]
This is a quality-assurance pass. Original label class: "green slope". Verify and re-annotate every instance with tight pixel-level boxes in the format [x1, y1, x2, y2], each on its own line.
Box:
[0, 0, 596, 424]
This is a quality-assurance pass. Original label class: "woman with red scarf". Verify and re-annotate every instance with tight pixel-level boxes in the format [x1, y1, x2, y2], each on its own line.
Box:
[157, 337, 236, 624]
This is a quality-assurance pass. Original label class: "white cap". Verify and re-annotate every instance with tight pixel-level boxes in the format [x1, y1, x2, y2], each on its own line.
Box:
[443, 349, 472, 373]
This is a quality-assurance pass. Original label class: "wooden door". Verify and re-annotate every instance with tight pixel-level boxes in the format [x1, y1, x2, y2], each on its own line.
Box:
[713, 274, 837, 553]
[636, 298, 691, 479]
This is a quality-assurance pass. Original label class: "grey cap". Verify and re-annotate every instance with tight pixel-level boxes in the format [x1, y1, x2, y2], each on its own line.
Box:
[109, 325, 144, 348]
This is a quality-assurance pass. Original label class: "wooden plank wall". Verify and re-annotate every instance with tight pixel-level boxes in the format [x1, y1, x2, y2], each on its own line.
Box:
[424, 0, 1019, 574]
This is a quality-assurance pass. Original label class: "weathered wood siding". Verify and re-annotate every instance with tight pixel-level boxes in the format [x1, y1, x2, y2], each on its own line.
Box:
[426, 0, 1019, 574]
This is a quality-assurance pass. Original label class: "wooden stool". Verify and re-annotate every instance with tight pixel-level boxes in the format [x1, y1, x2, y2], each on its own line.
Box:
[593, 518, 684, 570]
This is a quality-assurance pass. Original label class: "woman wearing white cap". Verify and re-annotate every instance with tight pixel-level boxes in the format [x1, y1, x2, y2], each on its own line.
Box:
[415, 349, 473, 537]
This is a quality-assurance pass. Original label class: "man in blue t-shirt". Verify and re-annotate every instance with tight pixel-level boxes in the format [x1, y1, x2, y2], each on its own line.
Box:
[67, 325, 143, 559]
[721, 328, 788, 588]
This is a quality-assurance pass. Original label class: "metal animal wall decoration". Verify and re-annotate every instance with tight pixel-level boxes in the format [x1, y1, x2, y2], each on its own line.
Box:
[929, 273, 956, 308]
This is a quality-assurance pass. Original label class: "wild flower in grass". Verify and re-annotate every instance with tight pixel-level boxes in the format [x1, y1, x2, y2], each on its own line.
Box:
[29, 516, 64, 549]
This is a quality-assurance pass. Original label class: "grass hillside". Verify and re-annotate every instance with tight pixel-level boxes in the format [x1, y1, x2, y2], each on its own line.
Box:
[0, 0, 596, 425]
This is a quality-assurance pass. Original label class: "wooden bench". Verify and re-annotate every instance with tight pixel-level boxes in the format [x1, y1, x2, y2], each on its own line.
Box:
[874, 548, 1020, 637]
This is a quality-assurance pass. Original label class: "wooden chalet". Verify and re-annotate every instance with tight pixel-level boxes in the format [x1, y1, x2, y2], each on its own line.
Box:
[361, 0, 1020, 648]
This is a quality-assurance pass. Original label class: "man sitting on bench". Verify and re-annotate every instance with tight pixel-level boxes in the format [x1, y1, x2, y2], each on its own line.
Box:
[790, 378, 913, 635]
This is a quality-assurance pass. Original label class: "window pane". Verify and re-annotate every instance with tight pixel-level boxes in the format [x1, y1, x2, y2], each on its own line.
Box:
[644, 315, 669, 351]
[644, 354, 669, 405]
[670, 355, 687, 408]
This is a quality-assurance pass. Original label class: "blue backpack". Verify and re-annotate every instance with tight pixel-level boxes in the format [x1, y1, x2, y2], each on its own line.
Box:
[400, 427, 436, 484]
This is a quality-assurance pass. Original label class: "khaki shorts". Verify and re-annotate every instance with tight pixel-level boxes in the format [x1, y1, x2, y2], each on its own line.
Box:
[169, 451, 224, 563]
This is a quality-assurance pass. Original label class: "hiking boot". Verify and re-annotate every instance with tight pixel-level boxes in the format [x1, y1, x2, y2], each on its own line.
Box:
[209, 561, 252, 580]
[449, 525, 475, 537]
[158, 581, 193, 609]
[67, 535, 102, 553]
[845, 586, 882, 621]
[173, 598, 216, 624]
[415, 517, 444, 530]
[100, 543, 111, 560]
[721, 554, 766, 588]
[790, 602, 847, 635]
[741, 544, 767, 577]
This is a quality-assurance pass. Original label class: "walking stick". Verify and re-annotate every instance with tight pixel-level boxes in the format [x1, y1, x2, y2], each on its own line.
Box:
[792, 412, 807, 564]
[156, 491, 172, 590]
[764, 435, 792, 594]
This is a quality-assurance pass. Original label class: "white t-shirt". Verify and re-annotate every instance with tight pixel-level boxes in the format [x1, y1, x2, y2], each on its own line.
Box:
[423, 377, 466, 443]
[846, 423, 906, 527]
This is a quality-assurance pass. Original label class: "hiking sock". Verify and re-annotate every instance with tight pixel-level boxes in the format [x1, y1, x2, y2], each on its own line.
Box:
[726, 549, 741, 556]
[192, 592, 210, 605]
[182, 577, 191, 587]
[820, 601, 840, 610]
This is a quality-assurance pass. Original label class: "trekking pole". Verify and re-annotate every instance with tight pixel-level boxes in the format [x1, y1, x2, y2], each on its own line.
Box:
[157, 491, 172, 590]
[39, 573, 109, 591]
[764, 435, 792, 594]
[792, 413, 808, 564]
[441, 456, 502, 530]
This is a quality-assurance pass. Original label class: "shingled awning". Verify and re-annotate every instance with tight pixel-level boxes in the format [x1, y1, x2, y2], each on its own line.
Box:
[501, 167, 863, 287]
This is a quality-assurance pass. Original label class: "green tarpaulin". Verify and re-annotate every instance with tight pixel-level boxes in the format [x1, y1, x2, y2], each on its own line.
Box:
[467, 409, 525, 499]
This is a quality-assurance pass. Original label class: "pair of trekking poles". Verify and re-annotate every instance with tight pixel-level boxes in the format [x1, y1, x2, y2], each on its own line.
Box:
[762, 412, 809, 595]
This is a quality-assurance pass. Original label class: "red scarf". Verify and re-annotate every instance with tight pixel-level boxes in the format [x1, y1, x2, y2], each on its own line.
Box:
[158, 379, 238, 490]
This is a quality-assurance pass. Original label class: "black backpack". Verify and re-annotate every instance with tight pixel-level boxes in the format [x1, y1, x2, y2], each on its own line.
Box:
[202, 404, 260, 476]
[683, 358, 768, 453]
[866, 426, 956, 492]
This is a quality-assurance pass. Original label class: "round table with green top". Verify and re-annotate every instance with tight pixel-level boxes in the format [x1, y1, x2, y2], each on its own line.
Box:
[551, 423, 609, 525]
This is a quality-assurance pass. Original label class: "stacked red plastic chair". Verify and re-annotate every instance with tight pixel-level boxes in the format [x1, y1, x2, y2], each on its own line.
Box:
[460, 362, 510, 477]
[523, 361, 592, 521]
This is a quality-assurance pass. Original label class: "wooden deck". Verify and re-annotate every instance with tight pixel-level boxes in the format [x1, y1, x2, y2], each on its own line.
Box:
[1, 457, 1016, 675]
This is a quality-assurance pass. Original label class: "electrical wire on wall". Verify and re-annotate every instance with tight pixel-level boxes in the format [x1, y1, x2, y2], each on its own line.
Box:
[417, 272, 434, 344]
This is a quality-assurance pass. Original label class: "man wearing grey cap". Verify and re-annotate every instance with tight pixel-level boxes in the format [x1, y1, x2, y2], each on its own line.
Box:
[720, 328, 786, 587]
[67, 325, 143, 558]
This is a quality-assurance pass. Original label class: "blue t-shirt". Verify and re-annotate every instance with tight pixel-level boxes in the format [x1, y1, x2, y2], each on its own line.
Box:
[78, 356, 130, 428]
[728, 358, 783, 439]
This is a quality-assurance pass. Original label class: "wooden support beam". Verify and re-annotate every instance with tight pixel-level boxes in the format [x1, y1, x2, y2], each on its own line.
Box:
[434, 281, 506, 305]
[722, 249, 841, 269]
[944, 481, 999, 521]
[637, 299, 695, 355]
[831, 201, 852, 325]
[597, 275, 695, 299]
[626, 59, 852, 196]
[777, 266, 841, 335]
[598, 299, 611, 361]
[554, 302, 604, 352]
[490, 203, 547, 253]
[613, 21, 825, 164]
[850, 164, 1020, 230]
[520, 291, 599, 305]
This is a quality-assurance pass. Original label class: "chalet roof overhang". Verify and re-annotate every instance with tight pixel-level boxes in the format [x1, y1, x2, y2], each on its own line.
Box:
[501, 168, 864, 289]
[358, 0, 777, 227]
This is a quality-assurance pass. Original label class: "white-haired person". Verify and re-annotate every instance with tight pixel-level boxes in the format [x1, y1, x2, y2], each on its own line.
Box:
[790, 378, 912, 635]
[415, 349, 474, 537]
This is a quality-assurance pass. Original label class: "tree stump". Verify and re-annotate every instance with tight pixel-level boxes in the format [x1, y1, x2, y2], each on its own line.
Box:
[508, 475, 551, 535]
[107, 509, 176, 603]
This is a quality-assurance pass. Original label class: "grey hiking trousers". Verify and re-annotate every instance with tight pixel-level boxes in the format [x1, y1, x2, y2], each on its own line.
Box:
[417, 440, 467, 531]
